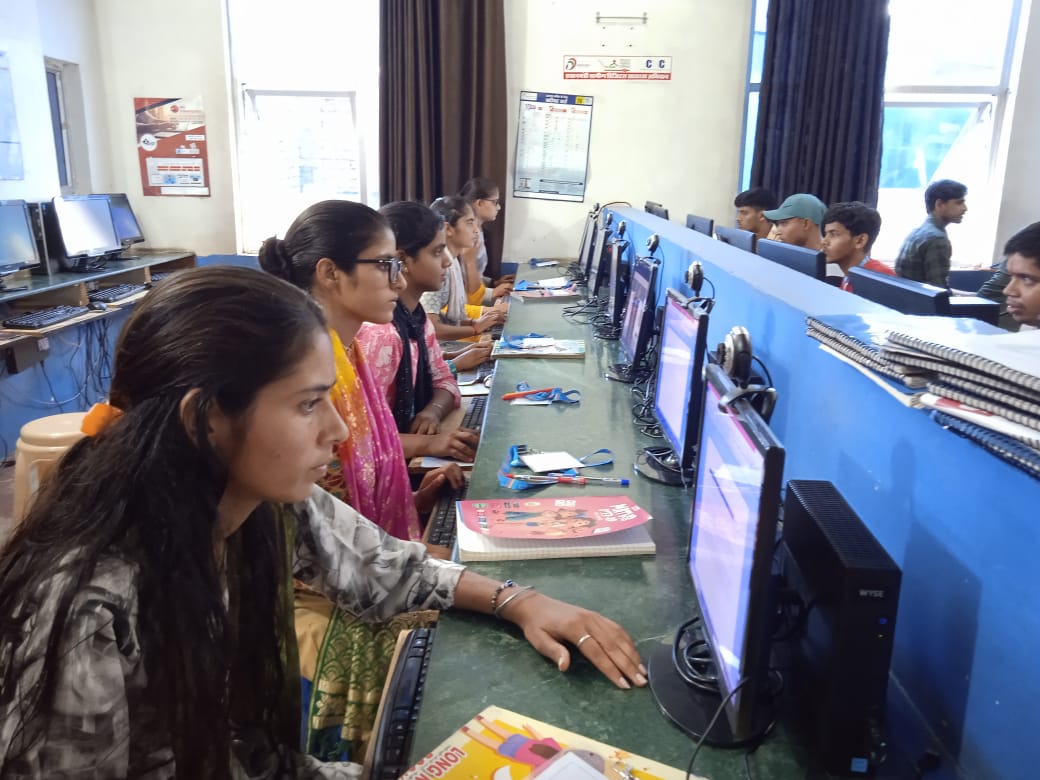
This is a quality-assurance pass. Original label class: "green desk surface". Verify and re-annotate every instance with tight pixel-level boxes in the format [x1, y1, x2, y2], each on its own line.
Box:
[409, 268, 807, 779]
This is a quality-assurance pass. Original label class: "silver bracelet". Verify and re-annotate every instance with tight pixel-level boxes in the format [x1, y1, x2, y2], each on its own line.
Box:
[493, 585, 536, 618]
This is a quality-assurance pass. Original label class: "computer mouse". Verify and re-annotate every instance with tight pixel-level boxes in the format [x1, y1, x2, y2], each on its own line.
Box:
[88, 302, 108, 311]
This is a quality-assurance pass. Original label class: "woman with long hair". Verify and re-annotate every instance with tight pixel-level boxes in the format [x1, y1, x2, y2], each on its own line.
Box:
[356, 200, 492, 455]
[459, 176, 514, 300]
[0, 266, 647, 777]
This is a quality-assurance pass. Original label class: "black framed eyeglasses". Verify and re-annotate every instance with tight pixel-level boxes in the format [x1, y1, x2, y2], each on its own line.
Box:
[350, 256, 403, 284]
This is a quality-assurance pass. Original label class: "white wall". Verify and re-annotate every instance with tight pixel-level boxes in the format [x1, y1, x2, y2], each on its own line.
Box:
[994, 0, 1039, 258]
[0, 1, 59, 200]
[501, 0, 753, 260]
[92, 0, 236, 253]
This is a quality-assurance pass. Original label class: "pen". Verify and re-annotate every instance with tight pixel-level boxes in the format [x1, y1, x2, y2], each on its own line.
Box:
[581, 476, 631, 485]
[501, 386, 555, 400]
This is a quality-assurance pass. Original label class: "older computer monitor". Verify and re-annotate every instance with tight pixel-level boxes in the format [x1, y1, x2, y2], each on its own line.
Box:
[645, 200, 670, 220]
[649, 361, 785, 746]
[586, 212, 613, 301]
[105, 193, 145, 256]
[606, 255, 660, 383]
[50, 195, 120, 271]
[635, 289, 709, 486]
[601, 236, 630, 335]
[757, 238, 826, 281]
[0, 200, 41, 291]
[685, 213, 715, 237]
[715, 225, 758, 254]
[845, 267, 951, 315]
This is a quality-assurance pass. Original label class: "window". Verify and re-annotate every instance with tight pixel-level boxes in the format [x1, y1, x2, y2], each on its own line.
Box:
[740, 0, 1024, 266]
[226, 0, 380, 253]
[44, 60, 72, 193]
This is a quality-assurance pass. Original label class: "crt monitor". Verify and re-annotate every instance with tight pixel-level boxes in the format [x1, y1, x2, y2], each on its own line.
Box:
[715, 225, 758, 254]
[757, 238, 826, 281]
[645, 200, 669, 220]
[52, 195, 120, 261]
[0, 200, 41, 290]
[648, 361, 785, 746]
[634, 289, 709, 486]
[106, 193, 145, 248]
[845, 266, 951, 315]
[685, 213, 715, 237]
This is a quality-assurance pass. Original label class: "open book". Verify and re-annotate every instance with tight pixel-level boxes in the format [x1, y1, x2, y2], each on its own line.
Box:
[402, 705, 690, 779]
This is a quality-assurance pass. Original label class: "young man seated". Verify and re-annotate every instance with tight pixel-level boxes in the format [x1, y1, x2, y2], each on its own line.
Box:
[894, 179, 967, 288]
[820, 201, 891, 292]
[1001, 221, 1040, 330]
[734, 187, 779, 241]
[762, 193, 826, 250]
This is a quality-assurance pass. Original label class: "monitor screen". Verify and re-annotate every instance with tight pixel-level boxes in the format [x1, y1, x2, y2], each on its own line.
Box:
[106, 193, 145, 245]
[53, 195, 120, 258]
[620, 256, 658, 364]
[684, 362, 784, 742]
[715, 225, 758, 254]
[585, 213, 611, 298]
[685, 213, 715, 236]
[757, 238, 826, 281]
[605, 238, 629, 329]
[645, 200, 669, 220]
[652, 290, 709, 474]
[0, 200, 40, 274]
[845, 267, 951, 315]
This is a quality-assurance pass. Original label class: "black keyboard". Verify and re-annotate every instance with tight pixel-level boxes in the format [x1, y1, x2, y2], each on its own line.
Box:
[3, 305, 91, 330]
[460, 395, 487, 430]
[88, 283, 148, 303]
[489, 323, 504, 339]
[426, 480, 469, 548]
[368, 627, 436, 779]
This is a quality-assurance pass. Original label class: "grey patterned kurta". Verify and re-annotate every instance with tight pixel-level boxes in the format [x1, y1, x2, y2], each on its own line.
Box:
[0, 486, 465, 778]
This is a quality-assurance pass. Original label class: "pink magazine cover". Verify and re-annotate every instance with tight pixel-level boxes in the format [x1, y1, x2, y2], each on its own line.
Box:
[456, 496, 651, 540]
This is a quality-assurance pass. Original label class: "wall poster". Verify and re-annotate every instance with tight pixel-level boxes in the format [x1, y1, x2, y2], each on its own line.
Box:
[513, 91, 593, 203]
[134, 97, 210, 196]
[0, 52, 24, 180]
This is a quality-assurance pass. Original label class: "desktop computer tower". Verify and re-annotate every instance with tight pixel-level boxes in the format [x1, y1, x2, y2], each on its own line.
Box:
[780, 479, 901, 776]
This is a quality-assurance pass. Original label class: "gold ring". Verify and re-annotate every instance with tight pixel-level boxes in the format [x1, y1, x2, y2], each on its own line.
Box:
[576, 634, 593, 648]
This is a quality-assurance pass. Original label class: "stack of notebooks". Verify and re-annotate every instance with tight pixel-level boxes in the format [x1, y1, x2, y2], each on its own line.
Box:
[807, 313, 1040, 477]
[453, 495, 655, 562]
[491, 337, 586, 359]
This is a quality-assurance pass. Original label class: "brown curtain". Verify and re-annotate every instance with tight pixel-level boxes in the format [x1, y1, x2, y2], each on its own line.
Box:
[379, 0, 508, 278]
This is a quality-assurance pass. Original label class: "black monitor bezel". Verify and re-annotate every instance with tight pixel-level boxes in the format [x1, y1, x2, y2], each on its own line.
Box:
[689, 362, 785, 740]
[52, 194, 121, 259]
[652, 289, 710, 474]
[620, 256, 660, 366]
[846, 267, 951, 315]
[757, 238, 826, 281]
[685, 213, 715, 237]
[645, 200, 670, 220]
[0, 199, 41, 274]
[105, 193, 145, 246]
[715, 225, 758, 254]
[586, 214, 611, 299]
[606, 238, 630, 329]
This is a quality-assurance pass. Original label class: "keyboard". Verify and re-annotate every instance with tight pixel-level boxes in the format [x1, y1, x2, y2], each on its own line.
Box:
[368, 627, 436, 779]
[425, 480, 469, 548]
[460, 395, 487, 430]
[88, 283, 148, 303]
[489, 323, 504, 339]
[3, 305, 91, 330]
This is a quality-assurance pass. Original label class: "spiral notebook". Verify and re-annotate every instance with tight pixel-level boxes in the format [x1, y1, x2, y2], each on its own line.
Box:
[886, 328, 1040, 393]
[932, 411, 1040, 481]
[919, 393, 1040, 449]
[805, 314, 933, 386]
[928, 377, 1040, 424]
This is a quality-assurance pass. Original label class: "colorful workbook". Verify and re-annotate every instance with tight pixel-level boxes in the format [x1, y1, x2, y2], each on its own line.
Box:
[491, 338, 586, 360]
[454, 496, 655, 562]
[509, 287, 581, 303]
[401, 705, 690, 780]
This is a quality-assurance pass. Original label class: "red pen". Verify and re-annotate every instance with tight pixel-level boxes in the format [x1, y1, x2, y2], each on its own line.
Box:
[501, 386, 555, 401]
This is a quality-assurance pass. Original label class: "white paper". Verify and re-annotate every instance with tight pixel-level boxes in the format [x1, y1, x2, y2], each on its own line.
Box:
[419, 456, 474, 468]
[520, 450, 585, 472]
[538, 276, 572, 289]
[522, 337, 556, 348]
[510, 396, 552, 406]
[459, 383, 490, 397]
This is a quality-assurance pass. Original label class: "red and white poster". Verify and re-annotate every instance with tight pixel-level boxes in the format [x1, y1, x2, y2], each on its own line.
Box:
[563, 55, 672, 81]
[134, 97, 210, 196]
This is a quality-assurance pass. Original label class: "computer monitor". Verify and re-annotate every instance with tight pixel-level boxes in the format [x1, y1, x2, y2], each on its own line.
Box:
[648, 361, 785, 746]
[606, 256, 660, 383]
[586, 212, 612, 301]
[645, 200, 670, 220]
[634, 289, 709, 486]
[0, 200, 40, 291]
[601, 237, 630, 335]
[845, 266, 951, 315]
[757, 238, 826, 281]
[105, 193, 145, 256]
[573, 208, 597, 282]
[715, 225, 758, 254]
[51, 195, 120, 270]
[685, 213, 715, 237]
